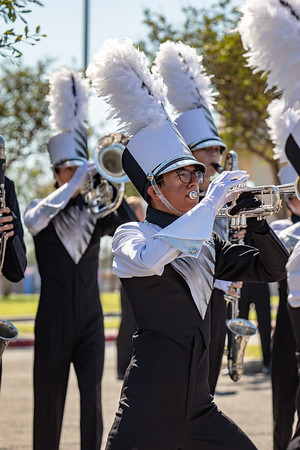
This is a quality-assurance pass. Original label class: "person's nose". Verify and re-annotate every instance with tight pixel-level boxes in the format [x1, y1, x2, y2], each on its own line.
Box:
[210, 148, 221, 157]
[188, 172, 200, 188]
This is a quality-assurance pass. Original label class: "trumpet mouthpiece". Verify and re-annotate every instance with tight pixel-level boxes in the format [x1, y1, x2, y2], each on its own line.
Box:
[189, 190, 199, 200]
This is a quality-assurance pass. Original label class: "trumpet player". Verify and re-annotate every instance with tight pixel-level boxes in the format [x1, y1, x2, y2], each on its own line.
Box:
[87, 37, 289, 450]
[269, 163, 300, 450]
[285, 120, 300, 450]
[154, 41, 240, 394]
[23, 69, 136, 450]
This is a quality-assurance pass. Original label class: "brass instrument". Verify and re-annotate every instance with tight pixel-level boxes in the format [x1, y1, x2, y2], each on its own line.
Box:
[190, 149, 300, 229]
[212, 162, 224, 174]
[223, 150, 258, 382]
[225, 282, 258, 382]
[0, 319, 18, 362]
[83, 136, 129, 216]
[217, 176, 300, 229]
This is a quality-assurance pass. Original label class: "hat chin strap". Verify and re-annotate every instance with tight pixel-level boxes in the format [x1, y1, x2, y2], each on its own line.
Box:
[150, 178, 184, 217]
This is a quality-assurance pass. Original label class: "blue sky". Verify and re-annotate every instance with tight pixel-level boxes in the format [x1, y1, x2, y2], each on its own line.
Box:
[23, 0, 241, 69]
[18, 0, 242, 138]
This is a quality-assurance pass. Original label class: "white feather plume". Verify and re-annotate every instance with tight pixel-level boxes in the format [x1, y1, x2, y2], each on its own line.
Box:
[46, 68, 89, 133]
[86, 38, 169, 136]
[153, 40, 216, 114]
[266, 97, 300, 162]
[238, 0, 300, 111]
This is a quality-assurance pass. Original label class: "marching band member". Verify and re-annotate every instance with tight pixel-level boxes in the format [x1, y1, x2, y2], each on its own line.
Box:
[271, 163, 300, 450]
[0, 134, 27, 389]
[283, 101, 300, 450]
[266, 99, 300, 450]
[238, 3, 300, 447]
[87, 38, 288, 449]
[24, 69, 135, 450]
[153, 40, 246, 393]
[286, 240, 300, 450]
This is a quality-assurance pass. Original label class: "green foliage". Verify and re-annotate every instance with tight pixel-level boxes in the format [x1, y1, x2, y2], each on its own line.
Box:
[0, 0, 46, 59]
[0, 59, 53, 209]
[138, 0, 280, 179]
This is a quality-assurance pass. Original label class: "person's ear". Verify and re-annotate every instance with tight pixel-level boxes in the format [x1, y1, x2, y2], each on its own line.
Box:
[147, 185, 159, 199]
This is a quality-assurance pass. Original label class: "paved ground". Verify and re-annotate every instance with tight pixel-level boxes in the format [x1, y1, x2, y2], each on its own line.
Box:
[0, 342, 273, 450]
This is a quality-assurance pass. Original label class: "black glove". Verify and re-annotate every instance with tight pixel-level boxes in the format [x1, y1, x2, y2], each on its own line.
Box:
[228, 191, 261, 216]
[228, 191, 269, 234]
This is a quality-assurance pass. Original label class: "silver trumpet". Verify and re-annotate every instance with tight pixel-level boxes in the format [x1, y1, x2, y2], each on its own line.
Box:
[83, 134, 129, 216]
[189, 149, 300, 229]
[0, 319, 18, 363]
[217, 177, 300, 229]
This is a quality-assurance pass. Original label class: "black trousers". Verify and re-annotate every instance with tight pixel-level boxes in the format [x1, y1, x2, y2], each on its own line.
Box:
[116, 286, 137, 379]
[33, 308, 105, 450]
[106, 329, 257, 450]
[208, 288, 227, 395]
[239, 282, 271, 368]
[271, 281, 298, 450]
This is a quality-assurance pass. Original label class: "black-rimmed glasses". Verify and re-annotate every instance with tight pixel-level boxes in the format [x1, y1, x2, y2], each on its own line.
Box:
[175, 169, 204, 184]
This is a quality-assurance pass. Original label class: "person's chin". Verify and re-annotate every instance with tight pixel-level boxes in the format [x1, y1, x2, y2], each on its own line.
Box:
[183, 198, 198, 212]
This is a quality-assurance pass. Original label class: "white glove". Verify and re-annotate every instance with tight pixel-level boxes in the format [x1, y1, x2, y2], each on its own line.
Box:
[201, 170, 249, 213]
[214, 279, 232, 293]
[68, 161, 96, 192]
[287, 241, 300, 308]
[24, 161, 96, 236]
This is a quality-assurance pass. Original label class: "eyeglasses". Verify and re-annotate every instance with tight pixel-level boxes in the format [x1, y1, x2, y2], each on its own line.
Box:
[175, 169, 204, 184]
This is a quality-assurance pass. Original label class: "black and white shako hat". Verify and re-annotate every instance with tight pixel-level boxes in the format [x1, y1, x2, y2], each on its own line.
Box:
[238, 0, 300, 175]
[86, 38, 206, 205]
[266, 97, 299, 186]
[154, 41, 226, 153]
[46, 67, 90, 169]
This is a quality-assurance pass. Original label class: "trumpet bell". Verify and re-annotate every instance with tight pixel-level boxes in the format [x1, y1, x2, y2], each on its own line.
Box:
[93, 143, 129, 184]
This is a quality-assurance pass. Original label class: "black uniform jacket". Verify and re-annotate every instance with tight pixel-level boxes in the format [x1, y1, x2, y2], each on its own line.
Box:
[33, 197, 136, 319]
[121, 208, 289, 349]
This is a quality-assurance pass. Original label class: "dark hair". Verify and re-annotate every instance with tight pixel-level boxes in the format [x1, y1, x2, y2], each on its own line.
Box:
[155, 174, 164, 187]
